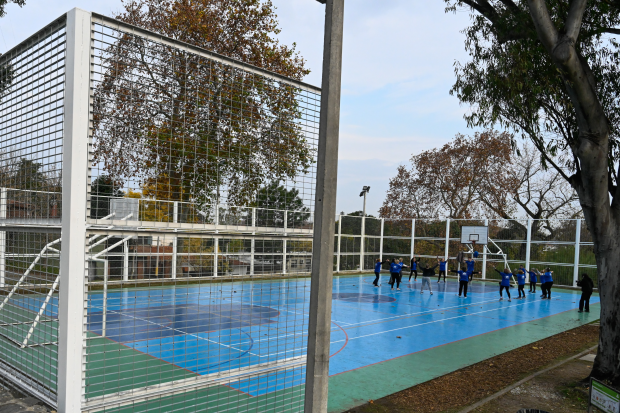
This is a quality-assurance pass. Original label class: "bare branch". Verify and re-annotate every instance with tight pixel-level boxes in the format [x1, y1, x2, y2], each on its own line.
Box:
[565, 0, 588, 41]
[526, 0, 559, 51]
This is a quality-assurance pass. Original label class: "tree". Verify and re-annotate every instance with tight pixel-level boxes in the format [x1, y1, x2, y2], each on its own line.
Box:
[254, 181, 310, 228]
[92, 0, 313, 210]
[380, 130, 516, 219]
[91, 176, 126, 219]
[0, 0, 25, 18]
[444, 0, 620, 384]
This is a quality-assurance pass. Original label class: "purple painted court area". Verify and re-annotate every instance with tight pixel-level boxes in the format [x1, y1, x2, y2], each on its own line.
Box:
[84, 276, 597, 396]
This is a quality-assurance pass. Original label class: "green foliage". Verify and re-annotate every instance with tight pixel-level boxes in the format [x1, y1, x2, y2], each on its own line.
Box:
[254, 181, 310, 228]
[0, 0, 25, 18]
[447, 0, 620, 172]
[91, 175, 126, 219]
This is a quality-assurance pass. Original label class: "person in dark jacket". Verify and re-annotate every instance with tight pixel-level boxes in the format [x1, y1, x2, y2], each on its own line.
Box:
[576, 273, 594, 313]
[420, 262, 438, 294]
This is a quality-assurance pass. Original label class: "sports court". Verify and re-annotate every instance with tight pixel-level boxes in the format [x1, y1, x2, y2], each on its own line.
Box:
[0, 273, 598, 412]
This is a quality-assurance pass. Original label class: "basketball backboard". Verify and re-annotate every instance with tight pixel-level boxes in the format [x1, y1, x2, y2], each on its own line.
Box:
[460, 226, 488, 245]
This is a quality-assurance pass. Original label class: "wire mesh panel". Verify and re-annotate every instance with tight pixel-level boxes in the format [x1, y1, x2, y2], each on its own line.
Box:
[83, 14, 320, 413]
[0, 16, 66, 405]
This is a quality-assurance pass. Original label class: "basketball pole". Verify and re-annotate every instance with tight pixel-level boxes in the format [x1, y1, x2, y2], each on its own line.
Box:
[305, 1, 345, 412]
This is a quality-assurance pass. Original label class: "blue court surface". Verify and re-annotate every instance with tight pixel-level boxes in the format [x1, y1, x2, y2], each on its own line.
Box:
[81, 274, 599, 401]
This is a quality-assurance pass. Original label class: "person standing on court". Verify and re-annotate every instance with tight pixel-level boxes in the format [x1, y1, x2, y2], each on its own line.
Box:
[466, 257, 476, 282]
[450, 269, 479, 298]
[420, 262, 438, 295]
[409, 255, 419, 282]
[389, 258, 404, 291]
[541, 267, 554, 299]
[373, 258, 384, 287]
[493, 266, 512, 302]
[437, 256, 447, 283]
[516, 270, 526, 299]
[527, 268, 539, 293]
[576, 273, 594, 313]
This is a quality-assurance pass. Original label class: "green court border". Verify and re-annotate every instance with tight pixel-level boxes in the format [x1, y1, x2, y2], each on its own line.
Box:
[0, 277, 600, 412]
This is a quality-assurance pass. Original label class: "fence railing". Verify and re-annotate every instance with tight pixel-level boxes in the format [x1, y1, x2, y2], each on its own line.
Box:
[334, 216, 597, 288]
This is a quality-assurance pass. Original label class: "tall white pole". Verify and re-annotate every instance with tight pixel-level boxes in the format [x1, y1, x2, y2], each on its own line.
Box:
[444, 219, 450, 262]
[171, 201, 178, 279]
[336, 214, 342, 272]
[525, 218, 532, 276]
[379, 218, 384, 262]
[574, 219, 582, 287]
[58, 9, 91, 413]
[305, 0, 345, 411]
[0, 188, 6, 288]
[250, 207, 256, 276]
[360, 193, 366, 272]
[482, 218, 488, 279]
[410, 219, 415, 259]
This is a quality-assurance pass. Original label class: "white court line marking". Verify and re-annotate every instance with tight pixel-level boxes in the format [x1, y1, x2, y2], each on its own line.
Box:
[91, 306, 261, 356]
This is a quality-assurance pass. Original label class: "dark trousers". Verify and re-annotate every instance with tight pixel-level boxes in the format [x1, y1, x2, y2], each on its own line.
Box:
[438, 270, 446, 282]
[390, 272, 401, 288]
[458, 280, 468, 296]
[541, 282, 554, 298]
[518, 284, 525, 297]
[547, 281, 554, 298]
[373, 271, 380, 286]
[529, 281, 536, 292]
[579, 292, 592, 311]
[409, 269, 418, 280]
[500, 285, 511, 298]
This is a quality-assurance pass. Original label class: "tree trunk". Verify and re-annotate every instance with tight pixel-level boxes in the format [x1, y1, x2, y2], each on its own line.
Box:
[588, 222, 620, 386]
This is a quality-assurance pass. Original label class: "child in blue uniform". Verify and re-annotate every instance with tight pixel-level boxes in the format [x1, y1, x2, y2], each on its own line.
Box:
[527, 268, 539, 293]
[450, 269, 479, 297]
[466, 258, 476, 282]
[409, 255, 419, 281]
[373, 258, 384, 286]
[516, 270, 526, 299]
[541, 268, 554, 299]
[389, 259, 404, 291]
[493, 266, 512, 302]
[437, 256, 447, 282]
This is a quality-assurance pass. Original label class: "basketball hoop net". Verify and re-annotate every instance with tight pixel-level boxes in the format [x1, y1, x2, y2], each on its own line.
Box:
[471, 240, 476, 249]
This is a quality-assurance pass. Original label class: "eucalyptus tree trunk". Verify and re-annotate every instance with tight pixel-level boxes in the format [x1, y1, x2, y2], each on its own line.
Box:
[527, 0, 620, 384]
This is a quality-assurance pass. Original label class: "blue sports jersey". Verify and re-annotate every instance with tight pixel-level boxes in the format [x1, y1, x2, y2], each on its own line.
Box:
[544, 271, 553, 283]
[375, 262, 382, 272]
[517, 273, 526, 285]
[466, 260, 475, 272]
[528, 271, 538, 283]
[439, 261, 446, 271]
[457, 271, 469, 282]
[411, 260, 417, 270]
[500, 272, 512, 286]
[390, 263, 400, 273]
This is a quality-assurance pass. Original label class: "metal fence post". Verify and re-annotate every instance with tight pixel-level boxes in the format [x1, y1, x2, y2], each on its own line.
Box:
[250, 208, 256, 276]
[379, 218, 384, 262]
[360, 214, 365, 271]
[482, 218, 488, 279]
[305, 0, 345, 411]
[337, 214, 342, 272]
[444, 219, 450, 261]
[410, 219, 415, 258]
[171, 201, 178, 279]
[58, 8, 91, 413]
[525, 218, 532, 275]
[0, 188, 6, 288]
[574, 219, 582, 286]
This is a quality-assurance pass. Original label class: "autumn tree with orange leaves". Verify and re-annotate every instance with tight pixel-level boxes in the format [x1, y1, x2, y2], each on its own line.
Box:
[380, 131, 517, 220]
[91, 0, 314, 214]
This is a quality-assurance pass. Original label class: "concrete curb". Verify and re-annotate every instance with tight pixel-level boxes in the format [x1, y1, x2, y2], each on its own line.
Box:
[457, 344, 599, 413]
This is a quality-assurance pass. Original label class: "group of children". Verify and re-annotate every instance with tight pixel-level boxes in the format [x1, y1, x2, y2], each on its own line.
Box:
[373, 255, 556, 302]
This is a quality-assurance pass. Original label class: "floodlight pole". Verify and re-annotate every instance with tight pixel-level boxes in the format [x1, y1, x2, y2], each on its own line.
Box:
[305, 0, 345, 412]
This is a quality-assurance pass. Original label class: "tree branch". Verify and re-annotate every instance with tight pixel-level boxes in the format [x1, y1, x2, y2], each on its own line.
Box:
[527, 0, 559, 51]
[565, 0, 588, 41]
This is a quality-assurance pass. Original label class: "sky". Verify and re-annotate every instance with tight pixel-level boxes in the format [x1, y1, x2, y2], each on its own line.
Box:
[0, 0, 475, 216]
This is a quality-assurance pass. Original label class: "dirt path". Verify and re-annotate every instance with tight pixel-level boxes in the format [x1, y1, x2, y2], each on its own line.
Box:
[345, 323, 600, 413]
